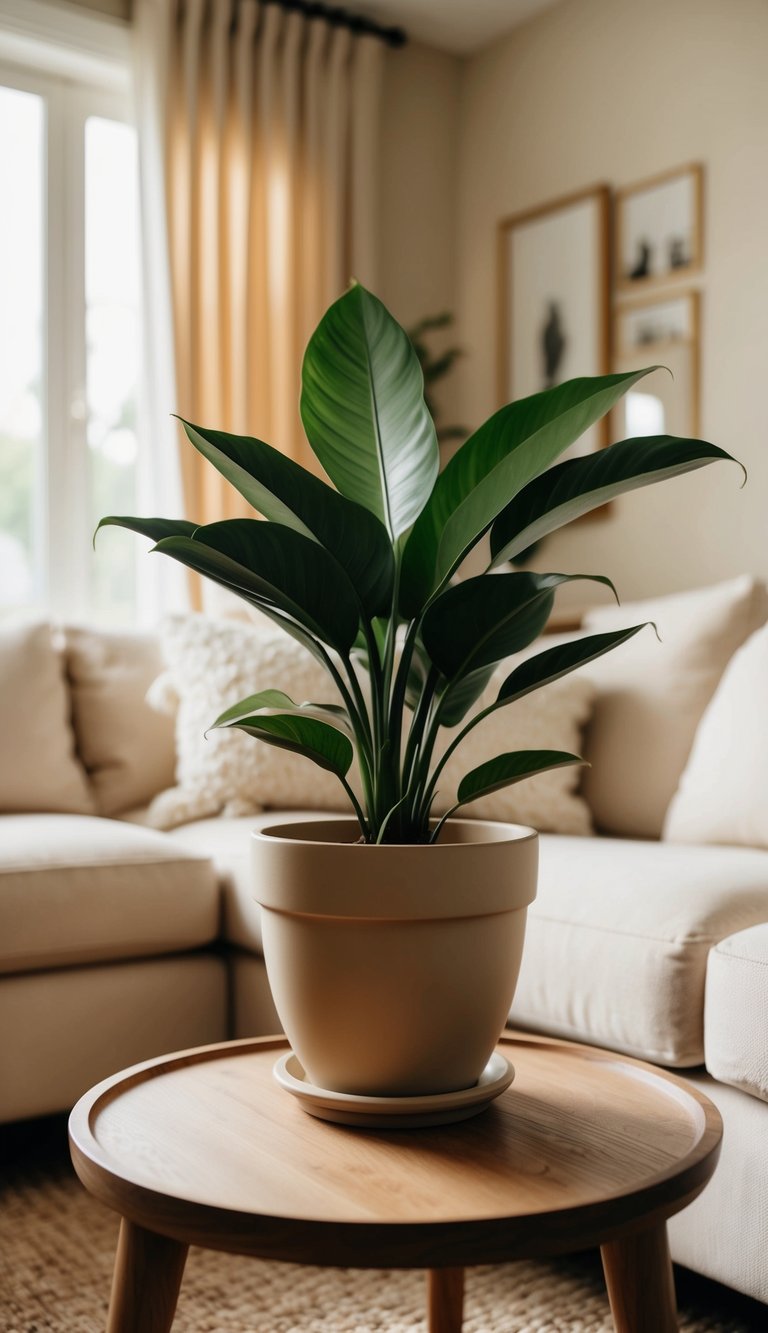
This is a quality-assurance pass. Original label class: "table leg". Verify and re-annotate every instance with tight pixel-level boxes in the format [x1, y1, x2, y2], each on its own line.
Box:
[601, 1222, 678, 1332]
[106, 1217, 188, 1333]
[427, 1267, 464, 1333]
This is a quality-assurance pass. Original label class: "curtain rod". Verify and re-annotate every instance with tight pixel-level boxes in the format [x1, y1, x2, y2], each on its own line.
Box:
[262, 0, 407, 47]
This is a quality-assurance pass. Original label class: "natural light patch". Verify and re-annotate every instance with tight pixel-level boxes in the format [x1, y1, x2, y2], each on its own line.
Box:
[85, 115, 141, 622]
[625, 390, 665, 438]
[0, 86, 44, 608]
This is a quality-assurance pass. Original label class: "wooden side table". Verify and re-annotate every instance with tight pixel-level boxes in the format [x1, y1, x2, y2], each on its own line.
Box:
[69, 1031, 722, 1333]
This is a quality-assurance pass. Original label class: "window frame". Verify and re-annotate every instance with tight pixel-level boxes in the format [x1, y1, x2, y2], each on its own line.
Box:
[0, 1, 140, 621]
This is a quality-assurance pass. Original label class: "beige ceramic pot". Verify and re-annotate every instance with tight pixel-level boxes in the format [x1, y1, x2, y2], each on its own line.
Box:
[252, 817, 538, 1098]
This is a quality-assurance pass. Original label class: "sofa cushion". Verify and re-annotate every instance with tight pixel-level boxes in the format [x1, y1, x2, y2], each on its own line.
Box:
[0, 620, 93, 815]
[0, 815, 220, 974]
[509, 834, 768, 1066]
[0, 955, 228, 1122]
[431, 668, 594, 834]
[664, 622, 768, 849]
[65, 625, 176, 816]
[170, 811, 332, 954]
[579, 576, 767, 839]
[704, 924, 768, 1102]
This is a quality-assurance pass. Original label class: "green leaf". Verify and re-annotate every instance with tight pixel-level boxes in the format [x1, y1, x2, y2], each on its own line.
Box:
[495, 625, 652, 705]
[491, 436, 743, 565]
[300, 283, 439, 540]
[179, 419, 393, 616]
[438, 666, 497, 728]
[404, 635, 432, 712]
[400, 369, 657, 614]
[216, 712, 354, 779]
[95, 515, 198, 547]
[212, 689, 350, 733]
[422, 572, 617, 682]
[456, 749, 586, 808]
[211, 689, 299, 727]
[155, 521, 360, 653]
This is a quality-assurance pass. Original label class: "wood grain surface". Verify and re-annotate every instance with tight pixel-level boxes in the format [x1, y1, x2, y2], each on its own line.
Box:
[69, 1031, 721, 1270]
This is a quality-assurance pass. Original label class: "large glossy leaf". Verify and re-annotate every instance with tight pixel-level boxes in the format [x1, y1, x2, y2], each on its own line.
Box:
[212, 689, 350, 733]
[95, 515, 198, 545]
[179, 419, 393, 615]
[456, 750, 585, 808]
[491, 436, 742, 565]
[155, 521, 360, 653]
[213, 689, 296, 725]
[300, 283, 439, 540]
[430, 748, 586, 840]
[215, 712, 354, 778]
[403, 635, 432, 712]
[422, 572, 617, 682]
[400, 369, 656, 615]
[438, 665, 497, 727]
[496, 625, 652, 703]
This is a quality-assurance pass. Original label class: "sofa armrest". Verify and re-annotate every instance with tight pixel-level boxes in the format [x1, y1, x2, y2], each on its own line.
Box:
[705, 923, 768, 1102]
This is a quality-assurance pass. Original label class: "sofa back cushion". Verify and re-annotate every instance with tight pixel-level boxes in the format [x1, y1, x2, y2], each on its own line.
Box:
[147, 613, 596, 834]
[65, 625, 176, 816]
[578, 575, 768, 838]
[664, 621, 768, 848]
[0, 620, 93, 814]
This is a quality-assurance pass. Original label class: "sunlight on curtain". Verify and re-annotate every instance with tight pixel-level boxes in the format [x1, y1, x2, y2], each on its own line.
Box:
[132, 0, 189, 618]
[135, 0, 384, 556]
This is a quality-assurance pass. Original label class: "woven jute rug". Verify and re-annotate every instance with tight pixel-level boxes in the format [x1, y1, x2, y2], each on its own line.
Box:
[0, 1118, 761, 1332]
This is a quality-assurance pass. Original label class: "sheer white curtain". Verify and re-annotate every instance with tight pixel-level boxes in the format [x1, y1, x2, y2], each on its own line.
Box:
[134, 0, 384, 577]
[133, 0, 189, 617]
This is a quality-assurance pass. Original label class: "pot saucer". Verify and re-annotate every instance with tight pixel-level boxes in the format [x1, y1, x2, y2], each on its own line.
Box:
[273, 1051, 515, 1128]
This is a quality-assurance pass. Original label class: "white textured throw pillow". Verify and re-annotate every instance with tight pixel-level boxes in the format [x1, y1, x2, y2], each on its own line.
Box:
[148, 615, 349, 829]
[664, 622, 768, 848]
[149, 614, 595, 835]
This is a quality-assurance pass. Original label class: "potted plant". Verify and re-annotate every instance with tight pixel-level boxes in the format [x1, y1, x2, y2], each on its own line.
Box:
[100, 282, 738, 1102]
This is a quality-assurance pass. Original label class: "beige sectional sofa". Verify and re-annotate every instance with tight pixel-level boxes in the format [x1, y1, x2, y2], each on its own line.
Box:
[2, 578, 768, 1305]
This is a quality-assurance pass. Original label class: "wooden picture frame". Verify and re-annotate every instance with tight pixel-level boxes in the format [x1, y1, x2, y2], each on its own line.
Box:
[615, 163, 703, 292]
[497, 184, 611, 457]
[613, 289, 701, 438]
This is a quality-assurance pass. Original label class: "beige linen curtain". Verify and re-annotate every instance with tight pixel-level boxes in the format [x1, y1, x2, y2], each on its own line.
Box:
[140, 0, 383, 533]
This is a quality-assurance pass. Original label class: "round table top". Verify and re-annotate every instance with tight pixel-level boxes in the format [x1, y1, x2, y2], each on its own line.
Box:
[69, 1032, 722, 1269]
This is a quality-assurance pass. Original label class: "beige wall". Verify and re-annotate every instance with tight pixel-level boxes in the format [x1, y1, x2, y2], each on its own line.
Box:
[378, 40, 461, 427]
[456, 0, 768, 604]
[63, 0, 131, 19]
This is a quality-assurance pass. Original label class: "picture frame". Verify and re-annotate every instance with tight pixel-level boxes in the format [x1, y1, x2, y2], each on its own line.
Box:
[497, 184, 611, 458]
[615, 163, 703, 291]
[613, 289, 700, 439]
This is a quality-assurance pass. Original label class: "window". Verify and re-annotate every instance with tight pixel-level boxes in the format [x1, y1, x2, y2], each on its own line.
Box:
[0, 20, 142, 623]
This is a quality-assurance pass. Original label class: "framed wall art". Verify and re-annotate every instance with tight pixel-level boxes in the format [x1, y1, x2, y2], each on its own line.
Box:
[615, 163, 703, 290]
[497, 184, 610, 458]
[613, 289, 700, 438]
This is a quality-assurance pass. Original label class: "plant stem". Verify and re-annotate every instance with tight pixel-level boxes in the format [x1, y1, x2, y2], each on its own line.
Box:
[417, 697, 495, 819]
[388, 619, 417, 758]
[340, 776, 372, 840]
[315, 643, 375, 818]
[401, 664, 440, 805]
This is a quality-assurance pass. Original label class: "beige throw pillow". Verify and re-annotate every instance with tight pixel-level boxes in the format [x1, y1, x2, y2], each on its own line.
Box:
[65, 626, 177, 816]
[431, 670, 594, 834]
[148, 615, 595, 834]
[664, 622, 768, 848]
[0, 620, 93, 814]
[579, 576, 768, 838]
